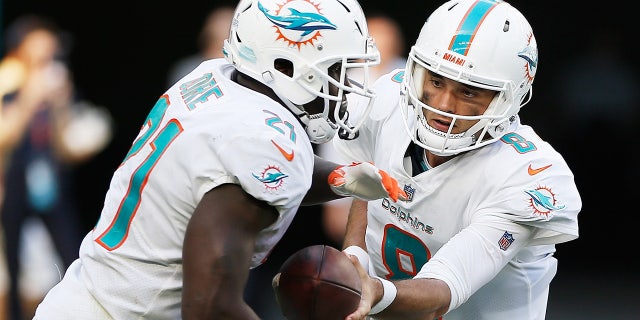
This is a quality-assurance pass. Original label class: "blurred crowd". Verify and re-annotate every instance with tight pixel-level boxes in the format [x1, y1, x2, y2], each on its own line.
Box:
[0, 14, 112, 320]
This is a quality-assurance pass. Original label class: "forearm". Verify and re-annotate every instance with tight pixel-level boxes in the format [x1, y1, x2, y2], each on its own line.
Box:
[376, 278, 450, 320]
[302, 155, 342, 205]
[183, 185, 274, 319]
[304, 157, 406, 206]
[342, 199, 370, 284]
[184, 277, 260, 320]
[343, 200, 450, 320]
[183, 233, 261, 320]
[342, 199, 368, 249]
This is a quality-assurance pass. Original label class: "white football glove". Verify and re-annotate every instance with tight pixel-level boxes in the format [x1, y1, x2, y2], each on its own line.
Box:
[328, 162, 407, 202]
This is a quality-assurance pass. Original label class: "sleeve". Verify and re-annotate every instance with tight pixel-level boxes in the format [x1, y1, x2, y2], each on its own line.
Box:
[416, 128, 581, 313]
[503, 171, 580, 245]
[481, 147, 581, 246]
[415, 214, 537, 312]
[209, 128, 313, 219]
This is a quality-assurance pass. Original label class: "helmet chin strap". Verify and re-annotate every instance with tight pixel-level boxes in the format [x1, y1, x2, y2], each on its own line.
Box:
[307, 116, 337, 144]
[338, 125, 358, 140]
[271, 88, 338, 144]
[336, 99, 359, 140]
[415, 112, 475, 156]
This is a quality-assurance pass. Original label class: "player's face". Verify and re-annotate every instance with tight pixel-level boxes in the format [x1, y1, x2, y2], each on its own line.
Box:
[420, 71, 497, 134]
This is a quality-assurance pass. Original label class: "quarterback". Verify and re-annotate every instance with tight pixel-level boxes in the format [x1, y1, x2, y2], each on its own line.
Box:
[337, 1, 581, 319]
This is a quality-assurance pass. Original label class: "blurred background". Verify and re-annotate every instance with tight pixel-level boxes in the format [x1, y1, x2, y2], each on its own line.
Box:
[2, 0, 639, 319]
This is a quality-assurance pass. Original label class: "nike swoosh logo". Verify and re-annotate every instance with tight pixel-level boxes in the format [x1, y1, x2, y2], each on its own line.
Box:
[271, 140, 294, 161]
[528, 163, 552, 176]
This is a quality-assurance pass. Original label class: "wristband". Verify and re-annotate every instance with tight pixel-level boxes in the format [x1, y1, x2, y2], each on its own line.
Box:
[342, 246, 370, 272]
[368, 276, 396, 315]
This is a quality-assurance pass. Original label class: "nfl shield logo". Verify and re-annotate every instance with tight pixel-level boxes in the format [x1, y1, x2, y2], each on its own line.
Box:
[498, 231, 514, 251]
[403, 184, 415, 202]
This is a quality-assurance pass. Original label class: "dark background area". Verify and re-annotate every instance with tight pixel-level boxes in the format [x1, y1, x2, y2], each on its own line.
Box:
[3, 0, 639, 319]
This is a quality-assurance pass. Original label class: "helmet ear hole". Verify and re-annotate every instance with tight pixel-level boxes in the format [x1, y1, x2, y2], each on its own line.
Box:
[274, 58, 294, 77]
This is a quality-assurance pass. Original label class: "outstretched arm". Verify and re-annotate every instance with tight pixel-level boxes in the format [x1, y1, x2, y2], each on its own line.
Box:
[348, 215, 538, 319]
[303, 155, 407, 206]
[346, 270, 450, 320]
[343, 200, 450, 320]
[342, 199, 368, 249]
[303, 155, 343, 205]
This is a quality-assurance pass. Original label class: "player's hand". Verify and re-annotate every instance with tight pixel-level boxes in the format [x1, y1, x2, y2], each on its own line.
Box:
[345, 255, 375, 320]
[272, 272, 281, 290]
[328, 162, 407, 202]
[272, 273, 282, 308]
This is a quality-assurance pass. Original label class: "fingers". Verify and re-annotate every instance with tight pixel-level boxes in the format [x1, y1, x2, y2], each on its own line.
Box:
[377, 169, 408, 202]
[347, 255, 364, 274]
[328, 166, 347, 188]
[354, 257, 371, 282]
[343, 246, 370, 272]
[272, 272, 281, 289]
[345, 304, 369, 320]
[345, 255, 372, 320]
[272, 272, 283, 309]
[396, 187, 409, 201]
[329, 161, 407, 202]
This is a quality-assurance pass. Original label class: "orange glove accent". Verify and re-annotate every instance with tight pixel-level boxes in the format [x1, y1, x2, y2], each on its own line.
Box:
[328, 162, 407, 202]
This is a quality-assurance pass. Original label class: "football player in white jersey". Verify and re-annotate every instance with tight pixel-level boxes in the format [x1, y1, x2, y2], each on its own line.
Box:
[333, 1, 582, 319]
[32, 0, 407, 319]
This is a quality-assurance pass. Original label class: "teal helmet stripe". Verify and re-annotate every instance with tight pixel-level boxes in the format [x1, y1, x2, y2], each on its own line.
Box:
[450, 0, 500, 55]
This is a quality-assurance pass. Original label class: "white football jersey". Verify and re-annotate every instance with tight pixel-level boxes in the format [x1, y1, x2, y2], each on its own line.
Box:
[34, 59, 315, 319]
[335, 70, 581, 320]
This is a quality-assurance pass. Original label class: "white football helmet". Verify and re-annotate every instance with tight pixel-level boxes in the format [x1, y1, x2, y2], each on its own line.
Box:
[223, 0, 380, 143]
[400, 0, 538, 155]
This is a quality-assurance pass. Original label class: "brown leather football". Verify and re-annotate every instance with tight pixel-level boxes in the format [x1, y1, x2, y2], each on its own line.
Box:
[274, 244, 362, 320]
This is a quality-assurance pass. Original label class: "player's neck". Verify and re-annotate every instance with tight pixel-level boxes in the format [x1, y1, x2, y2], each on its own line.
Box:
[231, 69, 306, 127]
[232, 70, 280, 104]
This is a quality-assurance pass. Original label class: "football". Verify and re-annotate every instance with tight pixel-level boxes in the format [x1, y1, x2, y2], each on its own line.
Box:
[274, 244, 362, 320]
